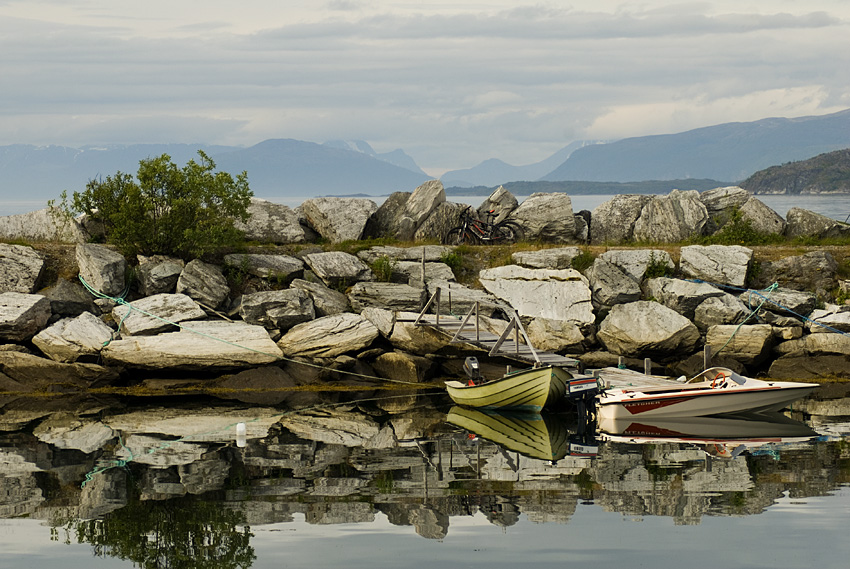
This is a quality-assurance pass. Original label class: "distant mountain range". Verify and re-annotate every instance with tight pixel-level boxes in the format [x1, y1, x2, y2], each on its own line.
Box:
[2, 109, 850, 208]
[742, 148, 850, 194]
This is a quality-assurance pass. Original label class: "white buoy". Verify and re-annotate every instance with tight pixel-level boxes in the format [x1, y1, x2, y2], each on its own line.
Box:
[235, 422, 247, 448]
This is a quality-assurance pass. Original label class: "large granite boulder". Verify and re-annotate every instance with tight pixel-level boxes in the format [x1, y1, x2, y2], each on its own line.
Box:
[693, 294, 749, 331]
[176, 259, 230, 309]
[299, 197, 378, 243]
[32, 312, 114, 363]
[774, 332, 850, 357]
[752, 251, 838, 298]
[303, 251, 374, 290]
[769, 354, 850, 380]
[0, 244, 45, 294]
[239, 289, 315, 331]
[347, 282, 426, 312]
[277, 313, 379, 358]
[508, 193, 577, 243]
[597, 301, 701, 357]
[425, 280, 499, 317]
[739, 197, 786, 235]
[477, 186, 518, 224]
[136, 255, 184, 296]
[223, 253, 304, 283]
[705, 324, 774, 365]
[234, 198, 308, 244]
[112, 293, 206, 335]
[102, 321, 282, 370]
[597, 249, 674, 282]
[478, 265, 594, 328]
[785, 207, 850, 239]
[0, 292, 51, 341]
[586, 257, 641, 309]
[392, 261, 455, 286]
[0, 207, 88, 243]
[41, 278, 99, 318]
[0, 351, 118, 390]
[679, 245, 753, 287]
[413, 201, 468, 242]
[526, 317, 585, 353]
[699, 186, 751, 219]
[738, 287, 817, 318]
[644, 277, 726, 320]
[76, 243, 126, 297]
[512, 247, 581, 270]
[632, 190, 709, 242]
[290, 279, 350, 316]
[362, 192, 411, 239]
[590, 194, 652, 244]
[357, 245, 453, 265]
[807, 306, 850, 334]
[396, 180, 446, 241]
[372, 350, 433, 383]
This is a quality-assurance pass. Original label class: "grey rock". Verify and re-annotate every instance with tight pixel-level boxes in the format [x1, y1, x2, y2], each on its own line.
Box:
[136, 255, 185, 296]
[738, 287, 817, 318]
[277, 313, 379, 358]
[362, 191, 411, 239]
[774, 332, 850, 357]
[512, 247, 581, 270]
[526, 318, 585, 353]
[239, 288, 315, 330]
[348, 282, 426, 312]
[76, 243, 126, 297]
[32, 312, 114, 363]
[425, 280, 499, 317]
[699, 186, 751, 217]
[33, 415, 115, 454]
[299, 197, 378, 242]
[806, 307, 850, 334]
[394, 261, 455, 286]
[705, 324, 774, 365]
[477, 185, 518, 224]
[0, 244, 45, 293]
[223, 253, 304, 283]
[0, 351, 118, 389]
[102, 321, 282, 370]
[644, 277, 725, 320]
[0, 292, 51, 342]
[388, 317, 458, 356]
[290, 278, 350, 316]
[279, 408, 381, 448]
[590, 194, 652, 244]
[396, 180, 446, 241]
[587, 257, 642, 308]
[739, 197, 786, 235]
[478, 265, 594, 328]
[598, 249, 674, 282]
[372, 351, 433, 383]
[360, 307, 395, 337]
[508, 192, 576, 242]
[693, 294, 749, 331]
[680, 244, 753, 287]
[753, 252, 837, 299]
[234, 197, 308, 243]
[112, 293, 207, 336]
[176, 259, 230, 309]
[303, 251, 374, 289]
[0, 207, 88, 243]
[633, 190, 709, 243]
[357, 245, 454, 264]
[413, 201, 467, 242]
[785, 207, 850, 239]
[769, 354, 850, 380]
[41, 279, 99, 317]
[597, 301, 701, 357]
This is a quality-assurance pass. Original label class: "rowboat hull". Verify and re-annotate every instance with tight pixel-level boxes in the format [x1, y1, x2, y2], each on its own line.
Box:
[597, 367, 818, 419]
[445, 365, 570, 412]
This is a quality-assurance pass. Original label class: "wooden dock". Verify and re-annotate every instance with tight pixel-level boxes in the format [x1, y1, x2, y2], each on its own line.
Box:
[407, 287, 580, 369]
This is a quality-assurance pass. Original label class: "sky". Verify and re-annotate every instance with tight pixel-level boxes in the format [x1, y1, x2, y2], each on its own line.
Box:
[2, 1, 849, 176]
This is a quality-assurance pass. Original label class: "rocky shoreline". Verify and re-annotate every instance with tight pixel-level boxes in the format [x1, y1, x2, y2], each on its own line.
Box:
[2, 181, 850, 393]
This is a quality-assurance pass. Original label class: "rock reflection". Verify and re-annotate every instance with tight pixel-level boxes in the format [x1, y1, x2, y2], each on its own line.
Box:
[0, 388, 848, 566]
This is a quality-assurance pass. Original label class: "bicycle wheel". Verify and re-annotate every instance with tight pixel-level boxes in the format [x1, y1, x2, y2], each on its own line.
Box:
[444, 226, 478, 245]
[493, 221, 523, 243]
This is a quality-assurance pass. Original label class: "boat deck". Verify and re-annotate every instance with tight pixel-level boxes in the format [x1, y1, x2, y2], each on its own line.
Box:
[592, 367, 682, 390]
[405, 313, 580, 368]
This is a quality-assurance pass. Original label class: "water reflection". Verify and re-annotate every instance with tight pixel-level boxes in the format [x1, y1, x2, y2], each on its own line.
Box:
[1, 387, 848, 566]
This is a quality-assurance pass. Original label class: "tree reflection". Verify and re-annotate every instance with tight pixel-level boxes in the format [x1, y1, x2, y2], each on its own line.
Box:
[58, 496, 255, 569]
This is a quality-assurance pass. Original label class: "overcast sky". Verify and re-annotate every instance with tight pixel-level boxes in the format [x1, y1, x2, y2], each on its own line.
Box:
[2, 1, 849, 175]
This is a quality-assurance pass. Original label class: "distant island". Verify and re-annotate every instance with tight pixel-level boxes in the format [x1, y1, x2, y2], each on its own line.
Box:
[444, 179, 729, 196]
[742, 148, 850, 194]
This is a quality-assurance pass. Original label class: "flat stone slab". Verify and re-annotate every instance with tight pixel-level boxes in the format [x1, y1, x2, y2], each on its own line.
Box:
[102, 321, 282, 370]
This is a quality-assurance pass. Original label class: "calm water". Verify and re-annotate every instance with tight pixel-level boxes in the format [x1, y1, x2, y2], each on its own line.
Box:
[0, 387, 848, 569]
[6, 193, 850, 221]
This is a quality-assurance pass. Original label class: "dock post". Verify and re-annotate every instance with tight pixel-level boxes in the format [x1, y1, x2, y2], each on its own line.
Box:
[475, 301, 480, 342]
[704, 345, 712, 369]
[421, 247, 426, 285]
[644, 357, 651, 375]
[618, 356, 625, 369]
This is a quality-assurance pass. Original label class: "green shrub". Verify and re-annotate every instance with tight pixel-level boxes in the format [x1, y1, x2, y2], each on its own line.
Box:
[700, 207, 783, 246]
[571, 250, 595, 272]
[61, 151, 252, 259]
[644, 251, 673, 279]
[371, 255, 397, 282]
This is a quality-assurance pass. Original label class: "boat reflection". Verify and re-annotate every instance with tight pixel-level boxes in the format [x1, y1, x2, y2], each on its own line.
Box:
[598, 412, 819, 458]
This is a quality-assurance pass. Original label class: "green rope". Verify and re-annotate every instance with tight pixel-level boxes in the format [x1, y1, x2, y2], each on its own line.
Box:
[78, 275, 426, 386]
[712, 282, 779, 357]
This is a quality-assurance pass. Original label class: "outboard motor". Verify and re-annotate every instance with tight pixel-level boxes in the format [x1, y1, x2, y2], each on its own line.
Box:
[463, 357, 481, 384]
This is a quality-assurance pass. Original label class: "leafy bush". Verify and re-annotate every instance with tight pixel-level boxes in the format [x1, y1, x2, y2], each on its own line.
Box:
[62, 151, 252, 258]
[700, 207, 783, 246]
[571, 250, 595, 272]
[644, 251, 673, 279]
[371, 255, 397, 282]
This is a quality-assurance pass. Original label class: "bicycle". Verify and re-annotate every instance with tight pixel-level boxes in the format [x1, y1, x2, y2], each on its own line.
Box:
[443, 206, 524, 245]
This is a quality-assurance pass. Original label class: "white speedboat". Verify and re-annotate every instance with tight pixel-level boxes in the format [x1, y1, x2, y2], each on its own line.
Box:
[597, 366, 818, 419]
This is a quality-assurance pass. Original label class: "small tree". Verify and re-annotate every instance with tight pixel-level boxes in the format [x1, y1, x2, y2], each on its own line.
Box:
[67, 151, 252, 258]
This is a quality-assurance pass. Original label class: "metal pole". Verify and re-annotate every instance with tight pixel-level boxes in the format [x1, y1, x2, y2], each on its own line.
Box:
[644, 357, 651, 375]
[704, 345, 712, 369]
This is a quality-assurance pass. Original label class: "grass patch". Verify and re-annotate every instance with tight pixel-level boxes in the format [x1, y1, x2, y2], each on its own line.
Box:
[370, 255, 397, 282]
[571, 249, 596, 272]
